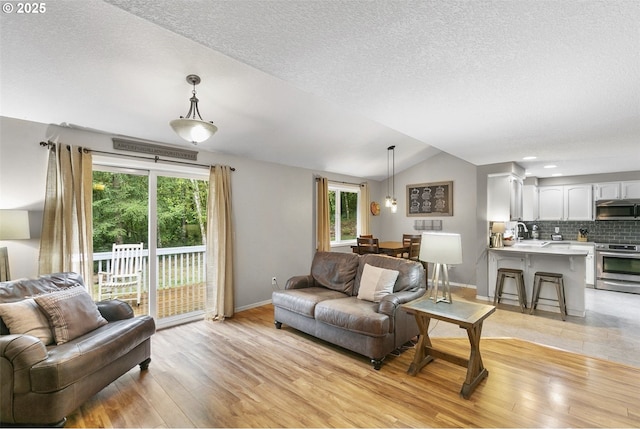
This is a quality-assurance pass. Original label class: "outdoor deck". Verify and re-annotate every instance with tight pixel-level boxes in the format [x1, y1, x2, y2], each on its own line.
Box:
[93, 245, 207, 320]
[106, 283, 206, 318]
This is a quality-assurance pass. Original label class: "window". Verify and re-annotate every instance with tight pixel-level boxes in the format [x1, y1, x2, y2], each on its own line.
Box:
[329, 183, 361, 245]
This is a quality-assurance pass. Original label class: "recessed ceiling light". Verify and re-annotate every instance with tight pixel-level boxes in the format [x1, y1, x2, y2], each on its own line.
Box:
[552, 173, 563, 177]
[523, 156, 537, 160]
[544, 164, 557, 169]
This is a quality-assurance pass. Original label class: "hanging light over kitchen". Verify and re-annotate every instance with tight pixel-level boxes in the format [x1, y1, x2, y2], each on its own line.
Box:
[385, 147, 392, 208]
[387, 145, 397, 213]
[170, 74, 218, 145]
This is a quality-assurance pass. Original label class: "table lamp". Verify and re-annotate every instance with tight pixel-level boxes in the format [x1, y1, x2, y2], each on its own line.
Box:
[490, 222, 506, 248]
[0, 210, 31, 282]
[0, 210, 31, 240]
[419, 232, 463, 303]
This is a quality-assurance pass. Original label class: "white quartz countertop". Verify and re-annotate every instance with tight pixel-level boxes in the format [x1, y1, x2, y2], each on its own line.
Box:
[489, 240, 592, 256]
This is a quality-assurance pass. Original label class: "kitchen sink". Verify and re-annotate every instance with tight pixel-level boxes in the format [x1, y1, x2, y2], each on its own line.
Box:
[511, 240, 549, 248]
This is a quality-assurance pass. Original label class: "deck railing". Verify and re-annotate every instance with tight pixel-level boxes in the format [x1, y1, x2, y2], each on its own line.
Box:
[93, 245, 206, 318]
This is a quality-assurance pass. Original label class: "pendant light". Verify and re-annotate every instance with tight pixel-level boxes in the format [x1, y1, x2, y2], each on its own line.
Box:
[170, 74, 218, 145]
[390, 145, 397, 213]
[385, 147, 392, 207]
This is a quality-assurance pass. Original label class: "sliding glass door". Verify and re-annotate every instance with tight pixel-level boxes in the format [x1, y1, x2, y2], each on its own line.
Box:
[92, 166, 208, 327]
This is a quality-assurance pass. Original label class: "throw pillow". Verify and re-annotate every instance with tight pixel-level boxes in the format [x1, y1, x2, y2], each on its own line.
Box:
[34, 286, 108, 345]
[0, 298, 54, 345]
[357, 263, 399, 302]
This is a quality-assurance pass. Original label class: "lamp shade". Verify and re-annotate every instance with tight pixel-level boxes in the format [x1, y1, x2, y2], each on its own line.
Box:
[0, 210, 30, 240]
[419, 232, 462, 265]
[491, 222, 506, 234]
[170, 118, 218, 144]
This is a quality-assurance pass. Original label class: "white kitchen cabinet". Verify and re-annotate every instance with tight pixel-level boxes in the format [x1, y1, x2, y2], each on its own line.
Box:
[622, 181, 640, 198]
[594, 180, 640, 199]
[537, 186, 563, 220]
[487, 174, 523, 222]
[538, 185, 592, 220]
[594, 182, 621, 200]
[564, 185, 593, 220]
[522, 183, 538, 221]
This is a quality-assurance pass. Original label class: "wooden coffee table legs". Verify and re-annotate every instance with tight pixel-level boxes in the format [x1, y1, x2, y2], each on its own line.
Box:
[407, 314, 489, 399]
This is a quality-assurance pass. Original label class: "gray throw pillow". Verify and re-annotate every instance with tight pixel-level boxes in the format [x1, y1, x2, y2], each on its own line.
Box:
[34, 286, 108, 345]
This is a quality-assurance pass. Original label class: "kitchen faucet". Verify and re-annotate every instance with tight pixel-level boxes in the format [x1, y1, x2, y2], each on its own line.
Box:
[516, 222, 528, 241]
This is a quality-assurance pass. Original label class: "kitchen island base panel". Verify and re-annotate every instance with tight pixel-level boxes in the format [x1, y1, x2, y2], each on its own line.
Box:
[488, 249, 587, 317]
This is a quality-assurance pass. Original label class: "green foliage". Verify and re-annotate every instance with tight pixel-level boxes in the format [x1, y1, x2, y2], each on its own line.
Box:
[328, 189, 358, 241]
[92, 171, 208, 252]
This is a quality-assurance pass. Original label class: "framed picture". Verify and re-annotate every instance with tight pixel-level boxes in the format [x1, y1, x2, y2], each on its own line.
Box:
[406, 181, 453, 217]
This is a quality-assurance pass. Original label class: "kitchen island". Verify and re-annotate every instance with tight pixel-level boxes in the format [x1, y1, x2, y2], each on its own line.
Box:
[488, 241, 591, 317]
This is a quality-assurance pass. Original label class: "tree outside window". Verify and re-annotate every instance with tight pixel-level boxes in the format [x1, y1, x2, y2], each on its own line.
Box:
[329, 183, 360, 245]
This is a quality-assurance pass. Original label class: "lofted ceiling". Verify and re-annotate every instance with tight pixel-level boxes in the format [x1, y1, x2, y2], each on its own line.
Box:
[1, 0, 638, 180]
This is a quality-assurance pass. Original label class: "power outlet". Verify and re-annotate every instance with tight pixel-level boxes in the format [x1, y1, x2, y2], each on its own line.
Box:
[271, 277, 277, 286]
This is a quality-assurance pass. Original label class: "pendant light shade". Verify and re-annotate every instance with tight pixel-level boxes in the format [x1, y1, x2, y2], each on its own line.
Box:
[387, 145, 397, 213]
[170, 74, 218, 145]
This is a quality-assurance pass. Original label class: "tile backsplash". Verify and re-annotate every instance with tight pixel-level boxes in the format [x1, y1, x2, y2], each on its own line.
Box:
[519, 220, 640, 244]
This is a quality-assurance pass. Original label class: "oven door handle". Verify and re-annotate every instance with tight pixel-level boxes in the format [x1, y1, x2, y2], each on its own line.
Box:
[597, 251, 640, 259]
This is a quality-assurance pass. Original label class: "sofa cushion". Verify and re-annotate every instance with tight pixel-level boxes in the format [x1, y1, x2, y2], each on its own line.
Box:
[315, 297, 390, 337]
[272, 287, 348, 318]
[310, 251, 360, 294]
[34, 287, 108, 345]
[357, 263, 399, 302]
[0, 298, 54, 345]
[30, 315, 155, 393]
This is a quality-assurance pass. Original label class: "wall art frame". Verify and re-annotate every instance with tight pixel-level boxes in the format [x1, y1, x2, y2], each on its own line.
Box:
[406, 181, 453, 217]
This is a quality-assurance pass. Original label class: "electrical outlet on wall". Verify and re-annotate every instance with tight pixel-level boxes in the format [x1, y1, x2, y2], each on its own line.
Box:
[271, 277, 277, 285]
[555, 226, 560, 233]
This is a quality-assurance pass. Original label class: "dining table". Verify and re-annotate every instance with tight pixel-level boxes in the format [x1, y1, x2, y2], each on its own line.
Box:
[351, 241, 409, 256]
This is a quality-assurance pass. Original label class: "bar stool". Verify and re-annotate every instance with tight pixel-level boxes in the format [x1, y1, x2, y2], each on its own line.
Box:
[530, 272, 567, 321]
[494, 268, 527, 312]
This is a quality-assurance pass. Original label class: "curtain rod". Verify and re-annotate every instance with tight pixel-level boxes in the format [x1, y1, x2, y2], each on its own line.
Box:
[39, 141, 235, 171]
[316, 177, 366, 187]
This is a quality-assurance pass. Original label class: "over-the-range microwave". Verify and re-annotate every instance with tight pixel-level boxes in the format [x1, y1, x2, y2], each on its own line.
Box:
[595, 199, 640, 220]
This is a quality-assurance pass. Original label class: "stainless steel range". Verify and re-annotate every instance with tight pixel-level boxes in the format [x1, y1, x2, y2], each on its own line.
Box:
[595, 243, 640, 294]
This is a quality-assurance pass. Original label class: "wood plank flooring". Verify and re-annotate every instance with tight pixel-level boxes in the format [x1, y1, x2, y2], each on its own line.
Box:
[65, 303, 640, 428]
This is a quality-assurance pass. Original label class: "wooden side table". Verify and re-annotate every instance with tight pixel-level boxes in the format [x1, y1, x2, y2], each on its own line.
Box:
[402, 298, 496, 399]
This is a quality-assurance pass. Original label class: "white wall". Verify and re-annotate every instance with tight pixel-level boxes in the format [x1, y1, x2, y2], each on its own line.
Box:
[0, 116, 378, 310]
[378, 152, 478, 286]
[0, 119, 49, 279]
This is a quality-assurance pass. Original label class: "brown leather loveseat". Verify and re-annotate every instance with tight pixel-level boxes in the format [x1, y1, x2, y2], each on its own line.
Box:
[273, 252, 426, 369]
[0, 272, 155, 426]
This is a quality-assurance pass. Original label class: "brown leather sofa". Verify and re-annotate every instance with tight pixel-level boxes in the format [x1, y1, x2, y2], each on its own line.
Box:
[273, 252, 426, 369]
[0, 272, 155, 426]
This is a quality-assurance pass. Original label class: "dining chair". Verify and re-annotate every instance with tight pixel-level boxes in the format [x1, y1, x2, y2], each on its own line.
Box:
[356, 237, 380, 254]
[401, 234, 422, 260]
[359, 234, 373, 238]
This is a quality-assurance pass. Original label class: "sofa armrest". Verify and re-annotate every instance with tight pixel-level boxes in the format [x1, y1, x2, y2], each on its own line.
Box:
[378, 288, 427, 317]
[0, 335, 48, 396]
[97, 299, 134, 321]
[285, 275, 314, 290]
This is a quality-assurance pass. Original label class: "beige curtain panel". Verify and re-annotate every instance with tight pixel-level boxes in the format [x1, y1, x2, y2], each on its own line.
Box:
[205, 164, 235, 320]
[359, 182, 370, 236]
[39, 143, 94, 285]
[316, 177, 331, 252]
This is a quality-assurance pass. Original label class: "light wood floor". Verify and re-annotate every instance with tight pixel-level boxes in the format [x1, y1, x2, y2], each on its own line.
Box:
[66, 296, 640, 428]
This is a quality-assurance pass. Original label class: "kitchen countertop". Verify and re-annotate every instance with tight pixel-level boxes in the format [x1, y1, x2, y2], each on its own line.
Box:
[490, 240, 592, 256]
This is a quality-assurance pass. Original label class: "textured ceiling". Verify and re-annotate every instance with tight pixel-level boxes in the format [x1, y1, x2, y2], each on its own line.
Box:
[1, 0, 639, 180]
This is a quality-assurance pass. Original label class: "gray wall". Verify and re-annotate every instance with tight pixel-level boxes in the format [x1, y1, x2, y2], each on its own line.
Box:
[378, 152, 478, 287]
[0, 116, 378, 310]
